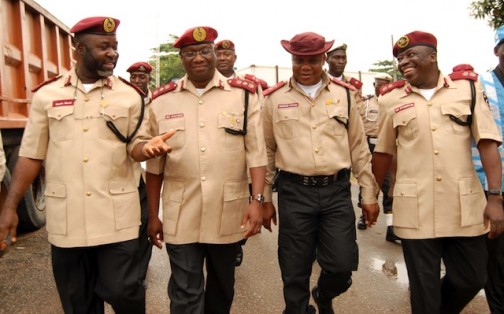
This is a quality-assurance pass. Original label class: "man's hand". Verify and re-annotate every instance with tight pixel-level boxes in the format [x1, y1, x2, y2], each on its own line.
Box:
[0, 207, 19, 257]
[142, 130, 176, 159]
[147, 216, 164, 249]
[262, 202, 277, 232]
[484, 196, 504, 239]
[242, 201, 263, 238]
[361, 203, 380, 228]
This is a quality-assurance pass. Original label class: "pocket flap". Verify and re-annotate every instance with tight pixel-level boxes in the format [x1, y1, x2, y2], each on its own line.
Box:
[392, 109, 416, 128]
[166, 181, 184, 202]
[275, 105, 299, 122]
[44, 182, 66, 198]
[326, 105, 349, 120]
[393, 181, 417, 197]
[48, 106, 74, 121]
[109, 181, 137, 194]
[441, 103, 471, 118]
[103, 106, 128, 121]
[223, 181, 249, 201]
[458, 177, 482, 195]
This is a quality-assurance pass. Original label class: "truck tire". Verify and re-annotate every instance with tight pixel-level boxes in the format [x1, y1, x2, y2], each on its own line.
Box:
[7, 146, 46, 232]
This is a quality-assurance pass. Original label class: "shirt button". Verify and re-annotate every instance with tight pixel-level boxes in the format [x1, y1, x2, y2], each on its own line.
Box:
[201, 147, 206, 152]
[83, 127, 89, 132]
[199, 100, 203, 105]
[436, 176, 442, 181]
[201, 177, 206, 181]
[312, 125, 317, 129]
[85, 97, 90, 102]
[431, 127, 437, 132]
[314, 148, 319, 153]
[86, 191, 92, 196]
[83, 157, 89, 162]
[427, 102, 432, 106]
[434, 150, 439, 155]
[200, 123, 205, 128]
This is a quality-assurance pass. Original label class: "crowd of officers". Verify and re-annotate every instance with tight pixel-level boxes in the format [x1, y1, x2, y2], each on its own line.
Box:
[0, 15, 503, 314]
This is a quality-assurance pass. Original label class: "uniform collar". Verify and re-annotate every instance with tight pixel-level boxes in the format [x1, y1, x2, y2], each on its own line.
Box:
[63, 68, 115, 90]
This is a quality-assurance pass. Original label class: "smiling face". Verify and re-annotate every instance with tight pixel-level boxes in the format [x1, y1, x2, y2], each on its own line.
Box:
[396, 45, 438, 89]
[74, 33, 119, 82]
[179, 43, 217, 88]
[292, 54, 326, 86]
[216, 49, 237, 78]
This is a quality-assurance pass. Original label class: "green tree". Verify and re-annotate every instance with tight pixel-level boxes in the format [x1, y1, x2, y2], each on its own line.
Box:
[148, 35, 185, 89]
[469, 0, 504, 30]
[369, 60, 403, 81]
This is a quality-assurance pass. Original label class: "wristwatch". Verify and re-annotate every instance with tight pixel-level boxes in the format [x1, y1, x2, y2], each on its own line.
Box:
[488, 189, 502, 196]
[249, 194, 265, 204]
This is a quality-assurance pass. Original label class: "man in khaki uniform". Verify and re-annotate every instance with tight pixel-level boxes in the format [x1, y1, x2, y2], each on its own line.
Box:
[0, 17, 171, 313]
[372, 31, 504, 313]
[326, 43, 363, 92]
[356, 73, 398, 242]
[262, 32, 379, 314]
[143, 26, 267, 313]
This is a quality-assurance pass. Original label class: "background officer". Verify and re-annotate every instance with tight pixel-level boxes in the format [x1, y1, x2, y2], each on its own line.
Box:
[127, 61, 153, 286]
[326, 43, 363, 92]
[472, 24, 504, 313]
[356, 73, 398, 242]
[143, 26, 267, 313]
[372, 30, 504, 313]
[262, 32, 379, 314]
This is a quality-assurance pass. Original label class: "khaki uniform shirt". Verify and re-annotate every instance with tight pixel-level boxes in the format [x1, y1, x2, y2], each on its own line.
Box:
[358, 95, 379, 138]
[144, 71, 267, 245]
[262, 73, 378, 203]
[375, 73, 502, 239]
[20, 68, 145, 247]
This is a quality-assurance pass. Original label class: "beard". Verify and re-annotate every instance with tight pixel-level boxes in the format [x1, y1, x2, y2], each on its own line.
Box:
[82, 47, 117, 78]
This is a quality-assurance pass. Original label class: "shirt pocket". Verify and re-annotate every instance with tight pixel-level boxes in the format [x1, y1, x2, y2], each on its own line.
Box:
[220, 181, 249, 236]
[325, 104, 348, 136]
[440, 103, 472, 135]
[392, 180, 419, 228]
[458, 176, 486, 227]
[217, 112, 245, 149]
[98, 106, 130, 141]
[159, 117, 185, 151]
[109, 181, 140, 230]
[274, 106, 300, 139]
[44, 182, 67, 235]
[48, 106, 75, 141]
[162, 181, 184, 236]
[393, 109, 418, 141]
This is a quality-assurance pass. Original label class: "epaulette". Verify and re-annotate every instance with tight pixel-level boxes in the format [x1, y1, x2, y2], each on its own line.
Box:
[228, 77, 257, 94]
[244, 74, 269, 90]
[31, 75, 61, 93]
[330, 77, 356, 91]
[449, 64, 478, 81]
[263, 81, 286, 96]
[379, 80, 406, 96]
[119, 77, 146, 97]
[348, 77, 363, 90]
[152, 82, 177, 100]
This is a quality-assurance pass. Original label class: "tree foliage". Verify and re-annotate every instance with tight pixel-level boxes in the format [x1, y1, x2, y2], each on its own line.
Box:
[148, 35, 185, 89]
[369, 60, 403, 81]
[469, 0, 504, 30]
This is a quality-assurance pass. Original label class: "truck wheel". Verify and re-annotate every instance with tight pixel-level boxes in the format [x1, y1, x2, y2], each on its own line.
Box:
[7, 146, 46, 232]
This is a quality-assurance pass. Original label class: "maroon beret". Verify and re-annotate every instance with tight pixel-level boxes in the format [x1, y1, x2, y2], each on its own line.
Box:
[127, 62, 152, 74]
[281, 32, 334, 56]
[70, 17, 120, 35]
[215, 40, 235, 51]
[393, 31, 437, 57]
[174, 26, 218, 49]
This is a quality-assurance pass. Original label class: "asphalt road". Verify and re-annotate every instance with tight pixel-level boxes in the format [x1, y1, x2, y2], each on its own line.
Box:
[0, 184, 490, 313]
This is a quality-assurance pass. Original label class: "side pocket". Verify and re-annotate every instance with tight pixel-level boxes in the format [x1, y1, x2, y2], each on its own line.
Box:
[459, 177, 486, 227]
[109, 181, 140, 230]
[44, 183, 67, 235]
[392, 180, 419, 228]
[220, 181, 249, 236]
[162, 181, 184, 236]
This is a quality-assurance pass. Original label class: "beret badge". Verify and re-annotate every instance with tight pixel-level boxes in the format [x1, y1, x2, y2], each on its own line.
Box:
[221, 40, 231, 49]
[397, 36, 409, 49]
[192, 27, 207, 42]
[103, 18, 116, 33]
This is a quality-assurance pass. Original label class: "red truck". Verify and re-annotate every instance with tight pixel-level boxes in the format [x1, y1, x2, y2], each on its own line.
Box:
[0, 0, 73, 231]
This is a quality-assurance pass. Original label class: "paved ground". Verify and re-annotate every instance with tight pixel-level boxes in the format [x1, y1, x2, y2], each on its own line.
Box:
[0, 184, 490, 313]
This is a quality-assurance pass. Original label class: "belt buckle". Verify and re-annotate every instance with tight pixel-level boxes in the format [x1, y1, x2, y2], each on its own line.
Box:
[310, 177, 318, 187]
[321, 176, 329, 187]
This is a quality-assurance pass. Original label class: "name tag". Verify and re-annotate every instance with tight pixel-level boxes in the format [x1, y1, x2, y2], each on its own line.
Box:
[52, 99, 74, 107]
[165, 113, 184, 120]
[394, 103, 414, 113]
[278, 103, 299, 109]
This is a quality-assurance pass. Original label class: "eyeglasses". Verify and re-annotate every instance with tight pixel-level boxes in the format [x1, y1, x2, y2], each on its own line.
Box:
[180, 48, 214, 59]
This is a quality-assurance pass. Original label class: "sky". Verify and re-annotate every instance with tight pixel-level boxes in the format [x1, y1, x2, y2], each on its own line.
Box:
[34, 0, 499, 80]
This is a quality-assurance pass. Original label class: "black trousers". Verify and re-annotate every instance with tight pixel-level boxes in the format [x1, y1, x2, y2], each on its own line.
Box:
[277, 170, 357, 314]
[51, 239, 145, 314]
[485, 234, 504, 313]
[401, 235, 487, 314]
[137, 177, 152, 283]
[166, 242, 240, 314]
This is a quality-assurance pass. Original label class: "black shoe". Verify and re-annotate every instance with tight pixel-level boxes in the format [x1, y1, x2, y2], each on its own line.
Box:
[386, 226, 400, 243]
[357, 215, 367, 230]
[311, 286, 334, 314]
[235, 245, 243, 266]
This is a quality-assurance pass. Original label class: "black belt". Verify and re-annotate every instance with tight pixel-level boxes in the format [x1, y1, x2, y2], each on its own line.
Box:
[280, 169, 350, 187]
